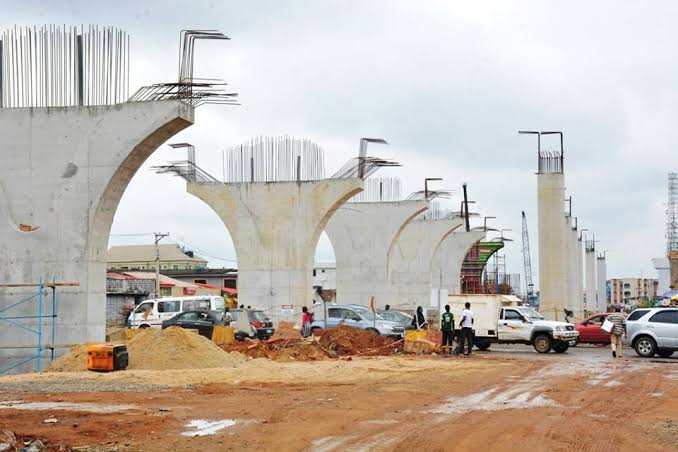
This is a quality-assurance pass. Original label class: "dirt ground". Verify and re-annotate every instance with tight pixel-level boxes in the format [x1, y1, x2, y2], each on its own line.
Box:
[1, 351, 677, 451]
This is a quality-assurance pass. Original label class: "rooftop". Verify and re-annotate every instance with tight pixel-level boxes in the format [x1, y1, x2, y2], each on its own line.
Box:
[107, 244, 207, 264]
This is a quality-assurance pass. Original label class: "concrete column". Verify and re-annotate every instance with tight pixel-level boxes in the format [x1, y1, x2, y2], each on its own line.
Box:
[575, 237, 585, 318]
[432, 229, 486, 294]
[537, 173, 568, 320]
[563, 217, 575, 314]
[585, 248, 597, 313]
[188, 179, 363, 312]
[324, 200, 427, 307]
[388, 217, 464, 309]
[0, 101, 193, 371]
[596, 257, 607, 311]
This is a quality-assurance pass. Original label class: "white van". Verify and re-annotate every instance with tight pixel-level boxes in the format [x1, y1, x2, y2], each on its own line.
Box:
[127, 295, 226, 329]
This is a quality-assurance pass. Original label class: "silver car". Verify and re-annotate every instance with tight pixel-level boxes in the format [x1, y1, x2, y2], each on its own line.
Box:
[625, 308, 678, 358]
[310, 304, 405, 339]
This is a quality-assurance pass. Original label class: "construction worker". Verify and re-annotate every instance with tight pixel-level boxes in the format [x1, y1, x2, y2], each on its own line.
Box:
[459, 302, 474, 356]
[440, 305, 454, 355]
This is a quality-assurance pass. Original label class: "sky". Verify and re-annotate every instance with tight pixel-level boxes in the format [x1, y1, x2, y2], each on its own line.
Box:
[6, 0, 676, 285]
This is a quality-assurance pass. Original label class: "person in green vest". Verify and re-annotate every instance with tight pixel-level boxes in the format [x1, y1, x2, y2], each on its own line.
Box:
[441, 305, 455, 356]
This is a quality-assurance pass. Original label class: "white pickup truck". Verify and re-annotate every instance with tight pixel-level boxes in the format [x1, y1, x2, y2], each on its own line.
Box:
[448, 294, 579, 353]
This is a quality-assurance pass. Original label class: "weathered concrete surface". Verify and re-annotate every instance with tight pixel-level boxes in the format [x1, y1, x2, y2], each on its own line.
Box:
[596, 257, 607, 312]
[0, 101, 194, 371]
[388, 218, 464, 309]
[575, 237, 585, 317]
[324, 200, 427, 307]
[537, 173, 567, 320]
[188, 179, 363, 312]
[431, 229, 486, 294]
[585, 249, 597, 313]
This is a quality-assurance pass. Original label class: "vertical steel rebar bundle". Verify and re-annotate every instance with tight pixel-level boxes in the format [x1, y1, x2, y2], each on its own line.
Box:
[222, 136, 325, 183]
[417, 201, 452, 220]
[349, 177, 402, 203]
[537, 150, 563, 174]
[0, 25, 129, 108]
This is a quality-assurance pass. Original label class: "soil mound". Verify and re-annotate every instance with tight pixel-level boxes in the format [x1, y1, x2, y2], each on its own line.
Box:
[222, 340, 327, 362]
[46, 327, 246, 372]
[317, 325, 396, 356]
[268, 321, 300, 341]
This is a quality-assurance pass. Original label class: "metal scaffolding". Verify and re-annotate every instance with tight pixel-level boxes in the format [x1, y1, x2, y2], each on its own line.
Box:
[0, 280, 78, 374]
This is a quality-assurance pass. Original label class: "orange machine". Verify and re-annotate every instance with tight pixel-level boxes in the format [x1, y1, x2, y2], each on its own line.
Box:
[86, 344, 128, 372]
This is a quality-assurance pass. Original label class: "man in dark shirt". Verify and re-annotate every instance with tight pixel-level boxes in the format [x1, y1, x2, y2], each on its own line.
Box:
[440, 305, 455, 355]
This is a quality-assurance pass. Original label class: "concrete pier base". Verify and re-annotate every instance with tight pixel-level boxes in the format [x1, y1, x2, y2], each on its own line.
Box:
[0, 101, 193, 372]
[188, 179, 363, 314]
[388, 218, 464, 309]
[324, 200, 427, 307]
[432, 230, 486, 294]
[585, 249, 597, 313]
[537, 173, 568, 320]
[596, 257, 607, 312]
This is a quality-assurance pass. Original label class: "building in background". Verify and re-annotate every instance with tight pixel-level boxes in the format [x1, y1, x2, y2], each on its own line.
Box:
[162, 268, 238, 290]
[313, 263, 337, 302]
[652, 257, 671, 294]
[107, 244, 207, 271]
[608, 278, 658, 306]
[105, 271, 221, 325]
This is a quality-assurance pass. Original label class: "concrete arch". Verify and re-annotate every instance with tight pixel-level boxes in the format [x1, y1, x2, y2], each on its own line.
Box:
[0, 100, 194, 370]
[388, 217, 465, 308]
[325, 200, 428, 306]
[187, 178, 363, 310]
[432, 230, 486, 294]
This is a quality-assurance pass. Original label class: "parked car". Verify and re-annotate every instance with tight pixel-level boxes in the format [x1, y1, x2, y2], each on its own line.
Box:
[127, 295, 226, 329]
[574, 313, 611, 345]
[625, 307, 678, 358]
[310, 304, 405, 339]
[229, 309, 275, 340]
[161, 310, 224, 339]
[378, 310, 415, 330]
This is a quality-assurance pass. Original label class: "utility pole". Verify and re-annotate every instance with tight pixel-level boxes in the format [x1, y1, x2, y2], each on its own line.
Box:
[154, 232, 169, 298]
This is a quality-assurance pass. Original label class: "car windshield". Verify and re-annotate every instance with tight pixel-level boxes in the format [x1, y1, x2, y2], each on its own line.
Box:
[519, 308, 544, 321]
[250, 311, 267, 321]
[386, 311, 411, 322]
[353, 307, 383, 321]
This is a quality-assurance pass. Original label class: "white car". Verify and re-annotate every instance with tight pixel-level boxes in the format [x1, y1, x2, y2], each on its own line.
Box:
[127, 295, 226, 329]
[624, 307, 678, 358]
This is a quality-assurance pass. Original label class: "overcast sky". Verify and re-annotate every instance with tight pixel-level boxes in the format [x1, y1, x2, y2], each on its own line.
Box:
[8, 0, 676, 285]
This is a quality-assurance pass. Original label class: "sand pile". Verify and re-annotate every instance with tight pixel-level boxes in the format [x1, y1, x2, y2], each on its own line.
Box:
[317, 325, 397, 356]
[47, 327, 246, 372]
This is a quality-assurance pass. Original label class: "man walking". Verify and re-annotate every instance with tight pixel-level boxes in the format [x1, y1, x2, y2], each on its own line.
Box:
[460, 302, 474, 356]
[440, 305, 455, 355]
[607, 307, 626, 358]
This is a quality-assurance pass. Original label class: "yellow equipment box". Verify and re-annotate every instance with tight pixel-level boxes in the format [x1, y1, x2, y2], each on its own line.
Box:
[87, 344, 128, 372]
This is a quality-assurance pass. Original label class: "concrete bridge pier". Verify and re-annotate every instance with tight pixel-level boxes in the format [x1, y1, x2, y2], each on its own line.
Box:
[388, 217, 464, 309]
[324, 200, 428, 307]
[432, 229, 486, 295]
[188, 179, 363, 313]
[0, 101, 193, 371]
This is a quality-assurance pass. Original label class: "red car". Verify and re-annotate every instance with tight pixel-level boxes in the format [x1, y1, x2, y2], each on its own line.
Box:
[574, 313, 611, 344]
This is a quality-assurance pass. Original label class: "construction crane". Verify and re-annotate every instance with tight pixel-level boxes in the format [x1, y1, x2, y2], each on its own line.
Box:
[521, 211, 537, 307]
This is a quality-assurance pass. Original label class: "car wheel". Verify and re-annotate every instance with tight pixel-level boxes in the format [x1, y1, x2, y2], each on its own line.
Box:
[570, 338, 579, 347]
[366, 328, 380, 335]
[474, 339, 491, 351]
[634, 336, 657, 358]
[139, 324, 150, 329]
[553, 341, 569, 353]
[657, 349, 674, 358]
[533, 334, 552, 353]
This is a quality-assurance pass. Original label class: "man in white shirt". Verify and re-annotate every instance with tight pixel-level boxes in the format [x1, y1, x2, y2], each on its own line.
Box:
[460, 302, 474, 356]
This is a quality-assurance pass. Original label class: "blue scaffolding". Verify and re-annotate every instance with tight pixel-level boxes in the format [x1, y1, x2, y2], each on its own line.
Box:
[0, 279, 69, 374]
